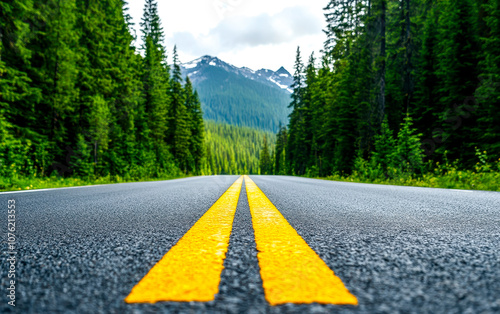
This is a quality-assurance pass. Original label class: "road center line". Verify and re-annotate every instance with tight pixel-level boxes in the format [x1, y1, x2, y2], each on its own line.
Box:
[125, 176, 243, 303]
[244, 175, 358, 306]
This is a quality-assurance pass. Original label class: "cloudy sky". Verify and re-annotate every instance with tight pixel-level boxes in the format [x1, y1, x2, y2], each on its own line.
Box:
[126, 0, 327, 73]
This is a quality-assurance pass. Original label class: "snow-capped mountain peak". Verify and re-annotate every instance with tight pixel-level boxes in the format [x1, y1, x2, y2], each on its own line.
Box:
[180, 55, 292, 93]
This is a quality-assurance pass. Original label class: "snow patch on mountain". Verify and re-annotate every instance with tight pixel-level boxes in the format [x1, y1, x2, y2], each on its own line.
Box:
[180, 55, 293, 93]
[183, 62, 197, 69]
[269, 77, 288, 90]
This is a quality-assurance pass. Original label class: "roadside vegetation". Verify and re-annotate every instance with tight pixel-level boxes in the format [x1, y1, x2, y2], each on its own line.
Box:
[260, 0, 500, 192]
[1, 1, 205, 192]
[0, 174, 189, 192]
[322, 147, 500, 192]
[259, 115, 500, 191]
[322, 119, 500, 191]
[0, 119, 273, 191]
[323, 163, 500, 192]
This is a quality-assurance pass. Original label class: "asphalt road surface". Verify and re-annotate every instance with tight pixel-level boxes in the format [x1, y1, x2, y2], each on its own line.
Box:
[1, 175, 499, 313]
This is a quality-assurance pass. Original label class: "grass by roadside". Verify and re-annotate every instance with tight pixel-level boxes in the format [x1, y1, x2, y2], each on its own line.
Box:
[315, 159, 500, 192]
[0, 174, 191, 192]
[320, 170, 500, 191]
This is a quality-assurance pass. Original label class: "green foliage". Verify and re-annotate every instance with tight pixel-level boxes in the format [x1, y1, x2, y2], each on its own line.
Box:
[169, 46, 191, 172]
[327, 150, 500, 192]
[474, 0, 500, 156]
[32, 0, 79, 146]
[0, 173, 188, 192]
[142, 34, 170, 147]
[371, 117, 397, 172]
[284, 0, 499, 190]
[204, 121, 273, 175]
[286, 47, 309, 175]
[185, 78, 204, 174]
[0, 0, 205, 190]
[432, 0, 480, 162]
[351, 114, 424, 180]
[140, 0, 164, 47]
[0, 0, 42, 130]
[89, 95, 111, 173]
[274, 124, 287, 175]
[395, 115, 424, 174]
[259, 135, 272, 174]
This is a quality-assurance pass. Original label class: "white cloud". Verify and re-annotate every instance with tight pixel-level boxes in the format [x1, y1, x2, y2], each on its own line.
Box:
[210, 6, 322, 48]
[126, 0, 326, 72]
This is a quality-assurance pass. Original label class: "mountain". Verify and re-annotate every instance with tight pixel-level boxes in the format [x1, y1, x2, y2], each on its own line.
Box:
[182, 55, 293, 93]
[179, 55, 292, 132]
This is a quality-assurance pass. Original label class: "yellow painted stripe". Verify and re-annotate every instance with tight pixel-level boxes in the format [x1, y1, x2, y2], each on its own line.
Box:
[244, 175, 358, 306]
[125, 176, 243, 303]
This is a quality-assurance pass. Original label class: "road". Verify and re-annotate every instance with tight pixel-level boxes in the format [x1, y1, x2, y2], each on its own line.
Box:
[1, 175, 499, 313]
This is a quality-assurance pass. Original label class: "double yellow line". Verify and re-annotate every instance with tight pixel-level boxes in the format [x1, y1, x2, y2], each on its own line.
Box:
[125, 175, 357, 306]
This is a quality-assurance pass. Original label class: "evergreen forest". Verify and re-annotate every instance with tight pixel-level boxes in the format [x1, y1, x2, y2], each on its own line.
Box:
[204, 121, 274, 175]
[267, 0, 500, 190]
[1, 0, 206, 189]
[1, 0, 499, 191]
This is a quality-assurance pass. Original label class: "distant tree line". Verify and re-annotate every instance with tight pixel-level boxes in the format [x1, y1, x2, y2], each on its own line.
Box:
[0, 0, 204, 180]
[206, 121, 274, 175]
[265, 0, 500, 177]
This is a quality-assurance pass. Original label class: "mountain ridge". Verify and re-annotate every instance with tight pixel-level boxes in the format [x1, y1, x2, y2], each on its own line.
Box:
[180, 55, 293, 93]
[178, 55, 292, 132]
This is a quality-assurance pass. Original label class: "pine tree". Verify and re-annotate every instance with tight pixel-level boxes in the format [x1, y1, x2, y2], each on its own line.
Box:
[26, 0, 81, 176]
[141, 0, 164, 48]
[303, 53, 317, 173]
[323, 0, 362, 59]
[0, 0, 43, 178]
[73, 0, 114, 176]
[185, 77, 204, 173]
[89, 95, 111, 173]
[0, 0, 41, 138]
[309, 64, 330, 176]
[475, 0, 500, 157]
[434, 0, 481, 162]
[371, 116, 397, 172]
[103, 1, 143, 176]
[170, 46, 190, 172]
[385, 0, 414, 130]
[402, 0, 414, 113]
[374, 0, 387, 124]
[412, 1, 439, 152]
[140, 0, 172, 173]
[274, 124, 287, 175]
[395, 115, 424, 173]
[286, 47, 306, 174]
[259, 135, 271, 174]
[205, 121, 271, 175]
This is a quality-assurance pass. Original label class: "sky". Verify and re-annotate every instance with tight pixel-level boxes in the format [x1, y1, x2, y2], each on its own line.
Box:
[126, 0, 327, 73]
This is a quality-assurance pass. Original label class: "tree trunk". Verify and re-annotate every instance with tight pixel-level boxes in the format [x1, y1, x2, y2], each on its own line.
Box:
[51, 0, 61, 140]
[404, 0, 413, 113]
[379, 0, 386, 122]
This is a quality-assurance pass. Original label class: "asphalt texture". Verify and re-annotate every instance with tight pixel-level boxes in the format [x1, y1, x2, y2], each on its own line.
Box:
[1, 175, 499, 313]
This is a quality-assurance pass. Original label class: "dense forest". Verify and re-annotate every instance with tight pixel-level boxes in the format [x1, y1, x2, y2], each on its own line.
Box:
[0, 0, 204, 184]
[272, 0, 500, 180]
[205, 121, 274, 175]
[2, 0, 499, 190]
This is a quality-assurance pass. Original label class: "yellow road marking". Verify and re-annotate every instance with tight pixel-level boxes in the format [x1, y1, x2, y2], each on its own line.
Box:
[125, 176, 243, 303]
[244, 175, 358, 306]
